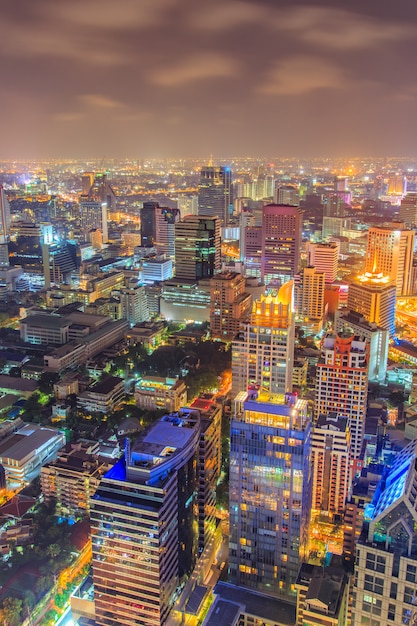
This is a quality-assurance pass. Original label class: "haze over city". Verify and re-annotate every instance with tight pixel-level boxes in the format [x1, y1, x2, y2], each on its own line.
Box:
[2, 0, 417, 159]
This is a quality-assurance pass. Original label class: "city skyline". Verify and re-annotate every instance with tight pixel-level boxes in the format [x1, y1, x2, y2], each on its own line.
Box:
[2, 1, 417, 160]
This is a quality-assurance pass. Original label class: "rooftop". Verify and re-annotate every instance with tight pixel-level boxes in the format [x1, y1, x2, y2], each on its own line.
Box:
[0, 423, 64, 462]
[213, 582, 296, 625]
[21, 314, 70, 329]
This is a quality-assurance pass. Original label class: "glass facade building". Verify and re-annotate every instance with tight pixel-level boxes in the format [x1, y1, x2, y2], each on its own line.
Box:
[229, 393, 312, 602]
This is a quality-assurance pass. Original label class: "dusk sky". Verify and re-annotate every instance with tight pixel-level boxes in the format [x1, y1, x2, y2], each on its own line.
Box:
[2, 0, 417, 160]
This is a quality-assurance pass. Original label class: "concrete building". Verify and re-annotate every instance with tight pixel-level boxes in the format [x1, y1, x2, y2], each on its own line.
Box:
[0, 423, 65, 486]
[91, 409, 201, 626]
[20, 314, 70, 345]
[347, 271, 396, 336]
[229, 392, 312, 602]
[120, 283, 149, 326]
[261, 204, 302, 286]
[295, 561, 349, 626]
[294, 266, 325, 334]
[160, 279, 211, 323]
[353, 439, 417, 626]
[232, 283, 294, 397]
[335, 310, 388, 383]
[365, 222, 415, 296]
[315, 332, 368, 462]
[399, 192, 417, 226]
[311, 414, 350, 515]
[76, 376, 125, 415]
[307, 242, 338, 283]
[135, 376, 187, 413]
[41, 440, 112, 514]
[209, 271, 251, 340]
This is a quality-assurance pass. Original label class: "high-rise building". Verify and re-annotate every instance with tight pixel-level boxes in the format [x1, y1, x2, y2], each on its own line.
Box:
[274, 185, 299, 206]
[261, 204, 302, 286]
[365, 222, 415, 296]
[243, 224, 262, 278]
[294, 266, 325, 333]
[353, 439, 417, 626]
[81, 172, 94, 195]
[198, 165, 233, 225]
[315, 332, 368, 461]
[229, 392, 312, 601]
[209, 271, 251, 340]
[140, 202, 180, 259]
[232, 282, 294, 396]
[347, 271, 396, 336]
[89, 173, 117, 213]
[0, 185, 11, 266]
[307, 242, 338, 283]
[174, 215, 220, 281]
[322, 216, 351, 240]
[335, 310, 389, 383]
[79, 198, 108, 244]
[91, 409, 200, 626]
[311, 414, 350, 515]
[399, 192, 417, 226]
[119, 282, 149, 326]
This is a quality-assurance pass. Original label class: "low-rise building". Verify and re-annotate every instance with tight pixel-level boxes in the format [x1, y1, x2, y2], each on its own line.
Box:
[77, 376, 125, 415]
[295, 560, 349, 626]
[135, 376, 187, 412]
[0, 423, 65, 486]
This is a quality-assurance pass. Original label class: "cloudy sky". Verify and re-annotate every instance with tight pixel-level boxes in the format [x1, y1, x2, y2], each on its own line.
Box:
[1, 0, 417, 160]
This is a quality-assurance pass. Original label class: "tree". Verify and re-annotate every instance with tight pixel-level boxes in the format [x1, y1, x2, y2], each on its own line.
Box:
[2, 597, 23, 626]
[47, 543, 61, 559]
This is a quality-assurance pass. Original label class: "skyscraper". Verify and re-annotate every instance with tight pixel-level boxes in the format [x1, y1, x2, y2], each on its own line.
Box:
[140, 202, 180, 259]
[261, 204, 302, 287]
[209, 271, 251, 340]
[307, 242, 338, 284]
[315, 332, 368, 461]
[347, 271, 396, 336]
[365, 222, 415, 296]
[232, 282, 295, 397]
[399, 192, 417, 226]
[174, 215, 220, 281]
[91, 409, 200, 626]
[0, 185, 11, 266]
[79, 198, 108, 244]
[294, 266, 325, 333]
[198, 165, 233, 225]
[311, 414, 350, 515]
[229, 392, 312, 601]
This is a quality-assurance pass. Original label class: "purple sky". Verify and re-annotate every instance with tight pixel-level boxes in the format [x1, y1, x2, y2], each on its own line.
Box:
[1, 0, 417, 160]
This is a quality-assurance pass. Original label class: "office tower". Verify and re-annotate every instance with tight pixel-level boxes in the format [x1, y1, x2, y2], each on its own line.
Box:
[275, 185, 299, 206]
[198, 165, 233, 225]
[347, 271, 396, 336]
[335, 310, 389, 383]
[322, 179, 351, 218]
[399, 192, 417, 226]
[232, 282, 294, 396]
[89, 172, 117, 213]
[229, 392, 312, 601]
[79, 198, 108, 243]
[307, 242, 338, 283]
[365, 223, 415, 296]
[261, 204, 302, 286]
[239, 209, 254, 263]
[209, 271, 251, 340]
[315, 332, 368, 461]
[189, 397, 222, 553]
[91, 409, 200, 626]
[294, 266, 325, 333]
[174, 215, 220, 281]
[120, 282, 149, 325]
[353, 439, 417, 626]
[42, 241, 80, 288]
[322, 216, 351, 240]
[140, 202, 180, 259]
[311, 414, 350, 515]
[243, 225, 262, 278]
[81, 172, 94, 195]
[0, 186, 10, 266]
